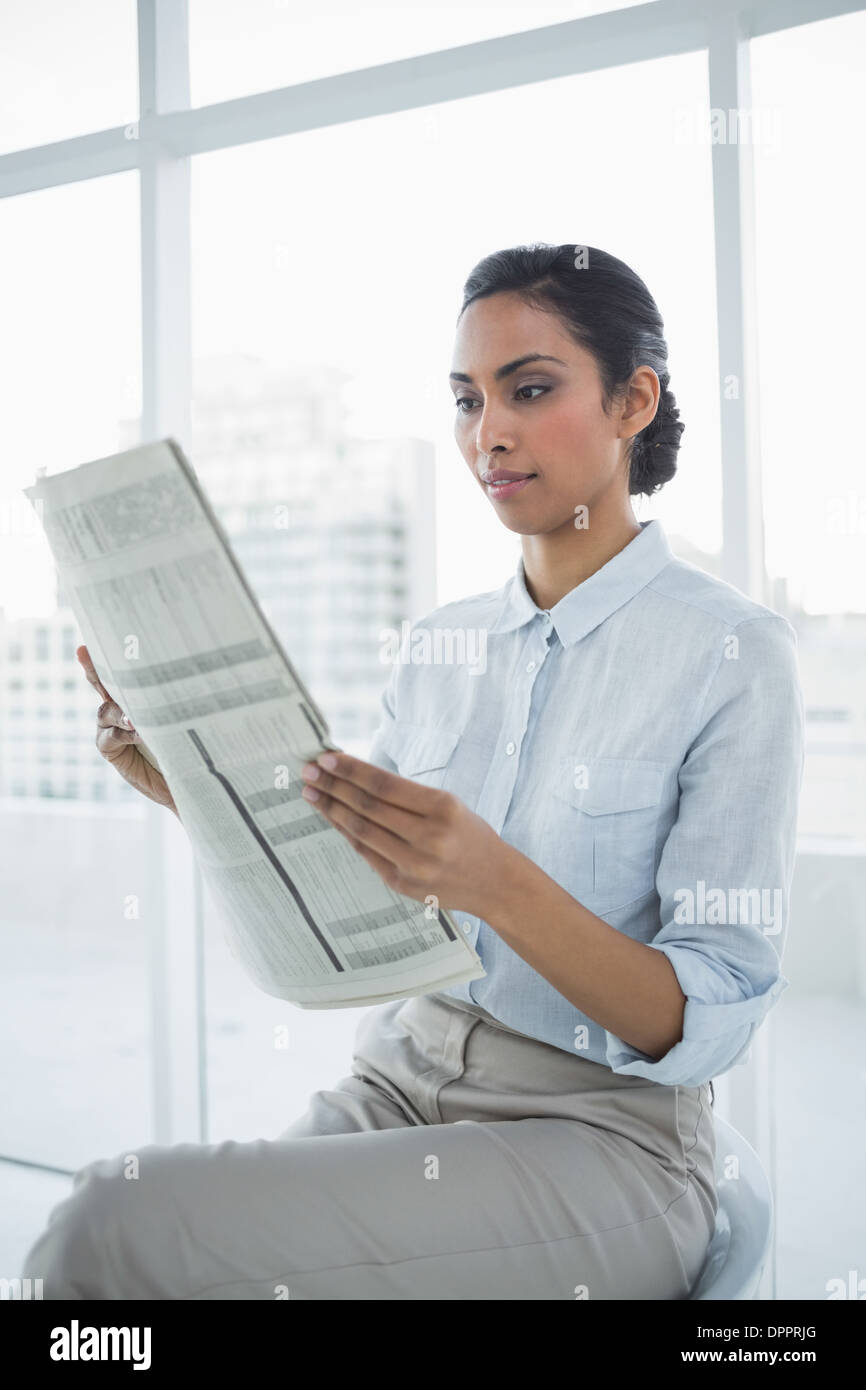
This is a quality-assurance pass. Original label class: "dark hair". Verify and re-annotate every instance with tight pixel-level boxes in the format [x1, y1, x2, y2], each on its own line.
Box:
[457, 242, 684, 498]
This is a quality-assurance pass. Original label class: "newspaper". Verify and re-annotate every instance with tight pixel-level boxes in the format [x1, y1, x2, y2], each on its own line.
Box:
[25, 438, 485, 1008]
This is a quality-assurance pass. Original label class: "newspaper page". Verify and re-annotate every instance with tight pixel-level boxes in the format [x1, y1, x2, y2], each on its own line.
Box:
[25, 438, 485, 1008]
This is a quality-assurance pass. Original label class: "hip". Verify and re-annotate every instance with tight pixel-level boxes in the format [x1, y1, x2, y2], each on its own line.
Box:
[352, 989, 717, 1213]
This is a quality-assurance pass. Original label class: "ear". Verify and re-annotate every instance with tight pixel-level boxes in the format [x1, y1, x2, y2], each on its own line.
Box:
[620, 367, 660, 439]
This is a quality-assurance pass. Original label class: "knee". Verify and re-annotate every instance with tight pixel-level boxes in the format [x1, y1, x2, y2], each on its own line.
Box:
[21, 1150, 155, 1300]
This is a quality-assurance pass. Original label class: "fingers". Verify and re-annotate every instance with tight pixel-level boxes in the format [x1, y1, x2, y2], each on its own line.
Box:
[96, 702, 137, 740]
[94, 689, 140, 762]
[96, 717, 139, 760]
[77, 644, 112, 704]
[96, 697, 129, 730]
[78, 645, 137, 743]
[96, 697, 139, 748]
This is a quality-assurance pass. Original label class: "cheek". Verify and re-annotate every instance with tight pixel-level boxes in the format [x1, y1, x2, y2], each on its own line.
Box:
[454, 417, 473, 459]
[537, 404, 603, 466]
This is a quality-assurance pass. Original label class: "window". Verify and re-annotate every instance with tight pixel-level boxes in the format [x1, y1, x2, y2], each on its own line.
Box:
[0, 170, 149, 1170]
[750, 7, 866, 1298]
[188, 0, 646, 106]
[752, 10, 866, 621]
[0, 172, 141, 620]
[0, 0, 138, 155]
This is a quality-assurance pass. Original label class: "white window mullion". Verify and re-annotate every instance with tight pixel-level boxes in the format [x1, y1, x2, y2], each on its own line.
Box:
[137, 0, 206, 1146]
[708, 11, 767, 605]
[707, 8, 777, 1299]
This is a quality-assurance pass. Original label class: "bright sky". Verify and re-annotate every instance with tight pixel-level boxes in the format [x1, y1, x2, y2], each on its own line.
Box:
[1, 1, 864, 619]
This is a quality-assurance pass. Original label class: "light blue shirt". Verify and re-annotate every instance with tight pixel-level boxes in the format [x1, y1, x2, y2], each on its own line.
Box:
[367, 519, 804, 1087]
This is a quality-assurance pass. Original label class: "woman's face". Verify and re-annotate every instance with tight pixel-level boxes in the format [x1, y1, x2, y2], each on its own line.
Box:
[450, 291, 647, 536]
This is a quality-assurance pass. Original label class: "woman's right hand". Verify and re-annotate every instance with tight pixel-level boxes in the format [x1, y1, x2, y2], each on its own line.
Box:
[78, 644, 179, 816]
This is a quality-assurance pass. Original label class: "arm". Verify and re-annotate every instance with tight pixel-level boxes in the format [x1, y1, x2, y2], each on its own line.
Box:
[476, 846, 687, 1061]
[478, 615, 804, 1086]
[364, 645, 685, 1056]
[306, 618, 804, 1088]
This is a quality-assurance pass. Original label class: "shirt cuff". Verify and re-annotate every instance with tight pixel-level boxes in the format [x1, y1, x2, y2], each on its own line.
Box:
[603, 948, 790, 1087]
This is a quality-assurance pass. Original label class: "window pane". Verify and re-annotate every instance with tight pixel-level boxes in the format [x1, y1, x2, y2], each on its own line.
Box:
[0, 172, 150, 1170]
[190, 50, 718, 1139]
[0, 0, 138, 155]
[752, 10, 866, 619]
[0, 174, 142, 614]
[189, 0, 646, 106]
[750, 9, 866, 1301]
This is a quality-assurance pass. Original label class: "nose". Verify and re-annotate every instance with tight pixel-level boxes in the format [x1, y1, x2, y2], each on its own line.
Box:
[474, 401, 515, 458]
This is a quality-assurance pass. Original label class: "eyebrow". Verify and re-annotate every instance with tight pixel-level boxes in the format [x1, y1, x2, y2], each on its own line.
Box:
[448, 353, 569, 385]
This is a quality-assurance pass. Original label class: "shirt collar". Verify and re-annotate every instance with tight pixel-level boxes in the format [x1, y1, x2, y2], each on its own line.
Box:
[487, 519, 675, 648]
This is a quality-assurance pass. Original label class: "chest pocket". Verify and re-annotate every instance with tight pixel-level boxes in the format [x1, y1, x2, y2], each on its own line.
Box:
[377, 722, 462, 790]
[551, 755, 666, 913]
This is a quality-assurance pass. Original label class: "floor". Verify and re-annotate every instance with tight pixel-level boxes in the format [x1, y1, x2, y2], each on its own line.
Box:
[2, 993, 864, 1298]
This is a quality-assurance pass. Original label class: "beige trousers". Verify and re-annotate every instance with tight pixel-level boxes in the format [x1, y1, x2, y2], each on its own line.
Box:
[22, 990, 718, 1300]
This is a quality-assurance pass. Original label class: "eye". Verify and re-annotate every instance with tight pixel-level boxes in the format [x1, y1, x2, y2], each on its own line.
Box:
[453, 384, 550, 414]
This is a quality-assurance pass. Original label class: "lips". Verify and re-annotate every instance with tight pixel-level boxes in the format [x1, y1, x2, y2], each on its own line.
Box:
[481, 469, 537, 483]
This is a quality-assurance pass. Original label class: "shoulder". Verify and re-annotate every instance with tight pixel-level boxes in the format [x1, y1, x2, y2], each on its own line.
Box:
[382, 581, 510, 669]
[644, 554, 798, 657]
[378, 580, 509, 717]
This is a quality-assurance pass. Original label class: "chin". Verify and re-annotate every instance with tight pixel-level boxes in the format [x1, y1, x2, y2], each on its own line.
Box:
[498, 515, 554, 537]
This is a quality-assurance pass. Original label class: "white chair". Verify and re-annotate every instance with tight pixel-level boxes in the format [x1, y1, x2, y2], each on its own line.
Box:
[688, 1113, 774, 1300]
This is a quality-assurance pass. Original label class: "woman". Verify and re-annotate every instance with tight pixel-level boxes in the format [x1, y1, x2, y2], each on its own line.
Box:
[24, 242, 803, 1300]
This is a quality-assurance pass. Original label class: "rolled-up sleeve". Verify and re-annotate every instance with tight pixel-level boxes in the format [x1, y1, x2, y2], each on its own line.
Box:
[604, 615, 805, 1087]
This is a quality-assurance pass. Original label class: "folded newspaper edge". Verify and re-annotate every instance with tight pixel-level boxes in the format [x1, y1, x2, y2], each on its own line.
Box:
[25, 437, 485, 1008]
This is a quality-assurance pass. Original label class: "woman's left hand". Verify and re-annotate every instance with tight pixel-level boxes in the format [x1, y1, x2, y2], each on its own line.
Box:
[299, 749, 512, 919]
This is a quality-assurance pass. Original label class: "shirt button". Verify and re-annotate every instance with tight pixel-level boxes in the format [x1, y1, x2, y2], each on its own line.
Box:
[462, 920, 472, 934]
[526, 660, 536, 672]
[505, 741, 516, 755]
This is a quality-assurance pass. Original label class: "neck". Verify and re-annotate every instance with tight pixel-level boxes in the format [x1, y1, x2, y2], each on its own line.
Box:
[521, 513, 643, 611]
